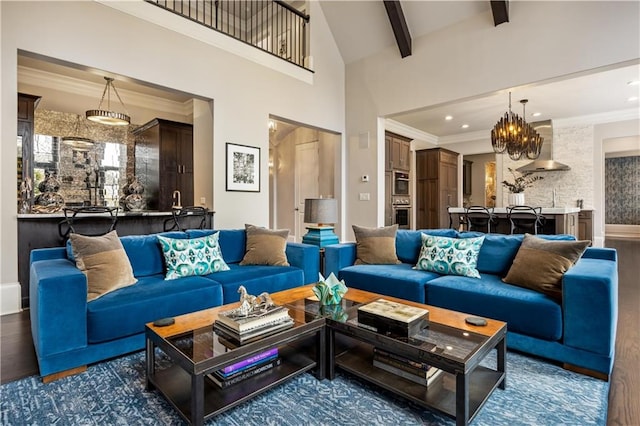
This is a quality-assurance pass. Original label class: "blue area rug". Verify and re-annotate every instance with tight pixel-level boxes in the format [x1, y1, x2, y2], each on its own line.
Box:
[1, 350, 608, 425]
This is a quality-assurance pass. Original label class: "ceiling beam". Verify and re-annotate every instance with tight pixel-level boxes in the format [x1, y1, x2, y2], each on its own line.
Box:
[383, 0, 412, 58]
[490, 1, 509, 26]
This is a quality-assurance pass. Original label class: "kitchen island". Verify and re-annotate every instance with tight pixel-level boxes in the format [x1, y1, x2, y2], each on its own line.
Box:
[447, 207, 580, 236]
[17, 210, 214, 308]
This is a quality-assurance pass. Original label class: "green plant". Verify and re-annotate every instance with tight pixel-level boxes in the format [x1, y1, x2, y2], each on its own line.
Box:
[501, 168, 543, 193]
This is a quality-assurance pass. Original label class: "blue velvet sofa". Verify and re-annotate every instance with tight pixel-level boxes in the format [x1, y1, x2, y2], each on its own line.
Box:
[29, 229, 319, 379]
[324, 229, 618, 378]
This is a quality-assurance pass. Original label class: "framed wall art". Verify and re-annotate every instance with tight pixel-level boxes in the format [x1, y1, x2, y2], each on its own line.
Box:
[226, 143, 260, 192]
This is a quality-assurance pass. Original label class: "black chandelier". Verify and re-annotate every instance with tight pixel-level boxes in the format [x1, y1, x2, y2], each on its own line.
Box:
[491, 92, 543, 161]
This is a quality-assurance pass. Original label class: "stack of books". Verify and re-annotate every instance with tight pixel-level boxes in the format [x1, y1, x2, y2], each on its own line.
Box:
[372, 347, 442, 386]
[207, 347, 280, 388]
[357, 298, 429, 336]
[214, 305, 294, 344]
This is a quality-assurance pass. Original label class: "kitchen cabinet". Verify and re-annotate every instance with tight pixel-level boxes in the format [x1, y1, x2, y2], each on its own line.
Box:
[463, 160, 473, 196]
[578, 209, 593, 242]
[558, 212, 579, 237]
[17, 93, 41, 212]
[416, 148, 459, 229]
[134, 118, 193, 211]
[385, 131, 411, 171]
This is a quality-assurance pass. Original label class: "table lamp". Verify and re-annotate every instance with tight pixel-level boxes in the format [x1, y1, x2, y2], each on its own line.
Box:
[302, 198, 339, 247]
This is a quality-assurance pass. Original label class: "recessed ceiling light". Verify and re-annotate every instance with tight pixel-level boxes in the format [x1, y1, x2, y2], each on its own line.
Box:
[532, 112, 542, 117]
[461, 124, 469, 129]
[628, 96, 639, 102]
[445, 115, 453, 121]
[627, 80, 640, 86]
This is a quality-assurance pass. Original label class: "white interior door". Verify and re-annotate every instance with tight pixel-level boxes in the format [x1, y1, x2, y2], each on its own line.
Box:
[294, 142, 319, 242]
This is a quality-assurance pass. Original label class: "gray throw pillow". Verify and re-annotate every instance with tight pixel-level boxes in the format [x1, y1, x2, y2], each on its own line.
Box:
[239, 224, 290, 266]
[69, 230, 137, 301]
[503, 233, 590, 301]
[352, 224, 400, 265]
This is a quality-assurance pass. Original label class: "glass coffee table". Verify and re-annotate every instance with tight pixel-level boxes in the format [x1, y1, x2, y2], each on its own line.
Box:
[145, 285, 505, 426]
[318, 288, 507, 426]
[145, 301, 326, 426]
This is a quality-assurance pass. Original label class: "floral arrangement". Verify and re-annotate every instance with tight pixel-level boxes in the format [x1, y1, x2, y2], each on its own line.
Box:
[501, 168, 543, 193]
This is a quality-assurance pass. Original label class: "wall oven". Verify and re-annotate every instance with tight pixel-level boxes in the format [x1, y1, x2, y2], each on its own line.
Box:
[392, 204, 411, 229]
[393, 171, 410, 196]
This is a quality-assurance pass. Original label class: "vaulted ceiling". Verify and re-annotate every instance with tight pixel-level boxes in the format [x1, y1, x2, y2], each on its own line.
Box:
[319, 1, 640, 142]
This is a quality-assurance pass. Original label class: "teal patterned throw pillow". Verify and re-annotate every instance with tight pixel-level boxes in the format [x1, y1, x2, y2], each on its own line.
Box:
[158, 232, 230, 280]
[415, 234, 485, 278]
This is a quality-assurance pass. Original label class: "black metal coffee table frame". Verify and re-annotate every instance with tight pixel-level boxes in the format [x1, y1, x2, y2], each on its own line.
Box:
[145, 318, 325, 426]
[326, 316, 506, 426]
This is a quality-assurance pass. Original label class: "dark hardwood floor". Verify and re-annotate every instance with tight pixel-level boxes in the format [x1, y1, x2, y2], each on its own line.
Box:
[605, 238, 640, 426]
[1, 238, 638, 425]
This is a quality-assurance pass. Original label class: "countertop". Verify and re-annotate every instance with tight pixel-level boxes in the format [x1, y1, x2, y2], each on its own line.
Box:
[449, 207, 581, 214]
[16, 210, 208, 219]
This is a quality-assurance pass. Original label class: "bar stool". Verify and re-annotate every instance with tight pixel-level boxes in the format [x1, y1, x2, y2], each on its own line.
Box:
[447, 207, 467, 231]
[163, 206, 209, 232]
[507, 205, 545, 235]
[465, 206, 495, 233]
[58, 206, 119, 242]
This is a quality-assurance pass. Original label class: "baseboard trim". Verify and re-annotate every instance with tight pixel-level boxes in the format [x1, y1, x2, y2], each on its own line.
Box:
[0, 283, 22, 315]
[605, 224, 640, 239]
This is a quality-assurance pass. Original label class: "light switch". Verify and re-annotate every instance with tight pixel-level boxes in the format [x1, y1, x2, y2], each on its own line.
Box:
[359, 193, 370, 201]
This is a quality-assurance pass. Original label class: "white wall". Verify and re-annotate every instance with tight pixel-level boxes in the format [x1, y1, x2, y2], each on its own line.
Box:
[595, 119, 640, 242]
[0, 1, 345, 314]
[344, 1, 640, 240]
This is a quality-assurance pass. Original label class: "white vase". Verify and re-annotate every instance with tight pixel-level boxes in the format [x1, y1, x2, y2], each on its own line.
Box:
[509, 193, 525, 206]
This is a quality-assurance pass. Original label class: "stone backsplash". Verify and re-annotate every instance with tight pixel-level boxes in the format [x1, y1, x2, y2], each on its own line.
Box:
[501, 124, 594, 209]
[33, 109, 138, 206]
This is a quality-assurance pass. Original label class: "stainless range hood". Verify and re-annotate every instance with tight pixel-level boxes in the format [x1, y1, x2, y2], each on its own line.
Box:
[516, 120, 570, 172]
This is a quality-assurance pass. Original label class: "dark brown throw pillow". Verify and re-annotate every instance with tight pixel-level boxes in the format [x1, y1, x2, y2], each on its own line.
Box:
[502, 233, 590, 301]
[352, 224, 400, 265]
[239, 224, 290, 266]
[69, 230, 137, 302]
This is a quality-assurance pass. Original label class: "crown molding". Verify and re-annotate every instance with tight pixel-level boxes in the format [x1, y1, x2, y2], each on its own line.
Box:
[553, 108, 640, 128]
[385, 119, 438, 144]
[19, 65, 189, 117]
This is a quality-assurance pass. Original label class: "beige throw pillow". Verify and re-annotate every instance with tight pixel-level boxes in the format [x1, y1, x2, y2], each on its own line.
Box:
[352, 224, 400, 265]
[69, 230, 137, 301]
[502, 233, 590, 301]
[239, 224, 290, 266]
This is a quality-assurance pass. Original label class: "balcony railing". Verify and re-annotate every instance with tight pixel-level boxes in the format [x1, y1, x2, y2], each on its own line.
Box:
[146, 0, 310, 69]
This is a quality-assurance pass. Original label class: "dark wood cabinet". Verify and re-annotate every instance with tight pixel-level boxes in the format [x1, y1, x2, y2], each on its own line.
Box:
[134, 118, 193, 211]
[463, 160, 473, 196]
[385, 131, 411, 171]
[416, 148, 459, 229]
[578, 209, 593, 242]
[17, 93, 40, 213]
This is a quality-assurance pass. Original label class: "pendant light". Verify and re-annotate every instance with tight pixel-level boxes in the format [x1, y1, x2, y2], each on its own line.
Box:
[86, 77, 131, 126]
[62, 114, 95, 151]
[491, 92, 543, 161]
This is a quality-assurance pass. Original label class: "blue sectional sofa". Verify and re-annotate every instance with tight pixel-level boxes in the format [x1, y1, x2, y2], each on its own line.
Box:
[29, 229, 319, 379]
[324, 229, 618, 378]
